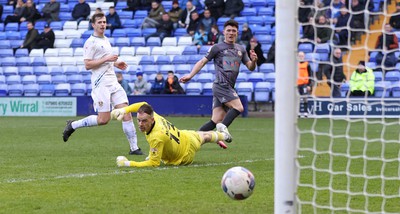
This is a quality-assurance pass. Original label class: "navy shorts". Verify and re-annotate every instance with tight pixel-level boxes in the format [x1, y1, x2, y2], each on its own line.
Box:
[212, 83, 240, 110]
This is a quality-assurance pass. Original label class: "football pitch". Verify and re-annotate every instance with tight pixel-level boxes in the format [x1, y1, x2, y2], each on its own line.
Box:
[0, 116, 271, 213]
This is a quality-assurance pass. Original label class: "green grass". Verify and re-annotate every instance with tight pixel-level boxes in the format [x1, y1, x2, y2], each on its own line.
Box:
[1, 117, 400, 213]
[0, 116, 271, 213]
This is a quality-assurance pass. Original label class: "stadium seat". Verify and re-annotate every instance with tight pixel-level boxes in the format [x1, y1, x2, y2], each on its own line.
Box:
[50, 21, 63, 30]
[373, 71, 383, 81]
[248, 72, 266, 83]
[62, 57, 77, 66]
[266, 0, 275, 7]
[4, 67, 18, 76]
[44, 48, 59, 57]
[0, 75, 5, 84]
[259, 63, 275, 73]
[6, 31, 22, 40]
[174, 28, 187, 37]
[52, 75, 67, 84]
[0, 49, 13, 58]
[202, 82, 213, 95]
[65, 30, 82, 39]
[37, 74, 52, 85]
[120, 47, 135, 56]
[82, 74, 91, 84]
[142, 28, 157, 37]
[54, 30, 66, 39]
[112, 29, 126, 37]
[6, 75, 21, 85]
[236, 82, 254, 102]
[265, 72, 276, 83]
[146, 37, 161, 46]
[64, 66, 80, 75]
[187, 55, 202, 64]
[131, 37, 146, 46]
[78, 20, 89, 30]
[8, 84, 24, 96]
[60, 3, 70, 12]
[136, 47, 151, 55]
[11, 40, 23, 49]
[29, 49, 44, 57]
[162, 37, 177, 46]
[391, 81, 400, 97]
[50, 66, 64, 76]
[385, 71, 400, 83]
[248, 16, 265, 26]
[264, 16, 275, 25]
[1, 57, 17, 66]
[250, 0, 267, 7]
[159, 65, 175, 74]
[151, 46, 167, 55]
[183, 46, 198, 55]
[122, 19, 136, 28]
[59, 12, 72, 21]
[315, 43, 331, 54]
[5, 23, 19, 31]
[71, 38, 84, 48]
[15, 49, 29, 57]
[253, 26, 271, 35]
[166, 46, 184, 55]
[139, 56, 155, 65]
[19, 66, 34, 76]
[35, 21, 47, 30]
[172, 55, 187, 64]
[0, 83, 7, 96]
[34, 67, 50, 76]
[119, 56, 139, 65]
[0, 40, 11, 49]
[63, 21, 78, 30]
[54, 39, 72, 48]
[185, 82, 203, 95]
[155, 55, 171, 65]
[298, 43, 313, 53]
[58, 48, 74, 57]
[39, 84, 55, 96]
[134, 10, 148, 19]
[196, 73, 213, 83]
[81, 30, 93, 39]
[254, 82, 271, 102]
[237, 73, 248, 82]
[175, 64, 191, 74]
[21, 75, 37, 84]
[23, 83, 39, 96]
[46, 57, 61, 66]
[199, 46, 212, 55]
[374, 81, 391, 98]
[142, 65, 158, 75]
[118, 10, 132, 19]
[241, 8, 257, 16]
[240, 66, 252, 74]
[115, 37, 130, 47]
[127, 29, 142, 37]
[178, 37, 193, 46]
[305, 53, 321, 62]
[67, 74, 83, 84]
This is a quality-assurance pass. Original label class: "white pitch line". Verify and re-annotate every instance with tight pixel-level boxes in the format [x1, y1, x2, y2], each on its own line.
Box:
[2, 158, 273, 184]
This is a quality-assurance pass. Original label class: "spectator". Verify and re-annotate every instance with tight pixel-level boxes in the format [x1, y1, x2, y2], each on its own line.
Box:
[179, 0, 203, 11]
[40, 0, 60, 23]
[193, 25, 208, 48]
[323, 48, 346, 97]
[390, 2, 400, 30]
[164, 71, 185, 94]
[19, 21, 38, 52]
[178, 1, 196, 28]
[150, 72, 165, 94]
[33, 24, 55, 51]
[246, 37, 266, 67]
[133, 72, 147, 95]
[349, 0, 366, 43]
[72, 0, 91, 24]
[205, 0, 224, 20]
[222, 0, 244, 19]
[4, 0, 25, 25]
[200, 9, 216, 34]
[20, 0, 40, 23]
[116, 72, 132, 95]
[207, 25, 221, 45]
[297, 51, 313, 117]
[240, 23, 253, 47]
[8, 0, 17, 8]
[316, 15, 333, 44]
[168, 0, 182, 29]
[0, 5, 2, 23]
[141, 0, 165, 29]
[88, 8, 102, 30]
[349, 61, 375, 97]
[106, 6, 121, 34]
[187, 11, 201, 36]
[375, 24, 399, 69]
[332, 6, 350, 47]
[298, 0, 314, 31]
[265, 41, 275, 64]
[145, 12, 173, 42]
[123, 0, 140, 11]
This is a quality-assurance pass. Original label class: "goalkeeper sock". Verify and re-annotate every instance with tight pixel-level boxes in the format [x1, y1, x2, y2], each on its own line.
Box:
[199, 120, 216, 131]
[221, 108, 241, 127]
[210, 131, 224, 143]
[72, 115, 98, 129]
[123, 120, 139, 151]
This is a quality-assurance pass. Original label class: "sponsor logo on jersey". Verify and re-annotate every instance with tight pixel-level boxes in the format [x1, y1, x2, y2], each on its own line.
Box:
[151, 148, 158, 155]
[238, 50, 242, 57]
[98, 101, 103, 107]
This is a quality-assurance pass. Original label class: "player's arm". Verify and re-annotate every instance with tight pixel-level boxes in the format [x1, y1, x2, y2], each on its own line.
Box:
[179, 57, 209, 83]
[111, 102, 148, 120]
[84, 55, 118, 70]
[124, 140, 164, 167]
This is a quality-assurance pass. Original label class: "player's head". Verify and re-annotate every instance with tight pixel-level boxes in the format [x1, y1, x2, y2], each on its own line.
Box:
[91, 12, 106, 36]
[223, 20, 239, 44]
[137, 104, 155, 133]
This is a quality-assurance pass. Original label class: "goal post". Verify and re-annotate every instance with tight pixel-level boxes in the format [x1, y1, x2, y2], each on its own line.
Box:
[274, 0, 298, 213]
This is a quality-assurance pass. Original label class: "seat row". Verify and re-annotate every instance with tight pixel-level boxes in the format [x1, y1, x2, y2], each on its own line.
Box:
[341, 81, 400, 98]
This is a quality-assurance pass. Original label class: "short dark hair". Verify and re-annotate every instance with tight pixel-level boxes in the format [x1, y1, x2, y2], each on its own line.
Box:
[138, 104, 154, 116]
[167, 70, 174, 74]
[109, 6, 115, 9]
[91, 12, 105, 23]
[224, 19, 238, 30]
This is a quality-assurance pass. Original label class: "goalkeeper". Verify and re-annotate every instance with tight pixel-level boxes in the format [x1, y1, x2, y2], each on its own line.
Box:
[111, 102, 232, 167]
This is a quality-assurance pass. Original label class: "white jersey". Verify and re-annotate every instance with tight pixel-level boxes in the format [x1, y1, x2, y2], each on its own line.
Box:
[83, 35, 118, 88]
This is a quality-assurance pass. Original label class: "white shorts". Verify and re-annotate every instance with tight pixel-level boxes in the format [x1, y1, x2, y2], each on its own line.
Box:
[91, 83, 128, 113]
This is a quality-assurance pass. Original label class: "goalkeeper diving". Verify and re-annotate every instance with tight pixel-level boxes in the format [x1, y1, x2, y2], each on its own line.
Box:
[111, 102, 232, 167]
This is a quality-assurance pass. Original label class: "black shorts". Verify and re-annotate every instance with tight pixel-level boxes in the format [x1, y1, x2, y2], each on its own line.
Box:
[212, 83, 240, 110]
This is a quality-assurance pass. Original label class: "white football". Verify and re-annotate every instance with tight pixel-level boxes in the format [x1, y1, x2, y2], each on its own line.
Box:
[116, 156, 128, 162]
[221, 166, 255, 200]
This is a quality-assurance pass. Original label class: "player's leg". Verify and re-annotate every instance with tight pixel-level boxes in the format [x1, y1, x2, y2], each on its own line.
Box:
[112, 88, 143, 155]
[220, 98, 243, 128]
[199, 97, 225, 131]
[197, 130, 231, 148]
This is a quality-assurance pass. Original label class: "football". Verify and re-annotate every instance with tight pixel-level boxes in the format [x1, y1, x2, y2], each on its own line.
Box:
[221, 166, 255, 200]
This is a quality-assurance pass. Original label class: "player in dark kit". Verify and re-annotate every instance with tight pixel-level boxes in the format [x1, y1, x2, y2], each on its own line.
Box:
[179, 19, 258, 140]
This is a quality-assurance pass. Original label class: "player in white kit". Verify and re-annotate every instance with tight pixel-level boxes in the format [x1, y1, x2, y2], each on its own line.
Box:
[62, 12, 143, 155]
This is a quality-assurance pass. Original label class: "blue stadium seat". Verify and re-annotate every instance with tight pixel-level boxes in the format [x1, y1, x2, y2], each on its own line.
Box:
[82, 74, 91, 84]
[67, 74, 83, 84]
[385, 71, 400, 83]
[19, 21, 28, 31]
[35, 20, 47, 30]
[374, 81, 391, 98]
[31, 57, 46, 66]
[50, 66, 64, 76]
[369, 51, 379, 63]
[6, 75, 21, 85]
[174, 28, 187, 36]
[39, 84, 55, 96]
[122, 19, 136, 28]
[112, 29, 126, 37]
[185, 82, 203, 95]
[0, 75, 5, 84]
[234, 16, 248, 25]
[0, 84, 7, 96]
[1, 57, 16, 66]
[119, 11, 132, 19]
[71, 38, 84, 48]
[187, 55, 202, 64]
[266, 0, 275, 7]
[237, 73, 248, 82]
[5, 23, 19, 31]
[391, 81, 400, 97]
[54, 83, 71, 96]
[248, 72, 265, 83]
[196, 73, 213, 83]
[254, 82, 271, 102]
[258, 7, 274, 16]
[315, 43, 331, 54]
[175, 64, 191, 74]
[6, 31, 21, 40]
[0, 40, 11, 49]
[52, 75, 67, 84]
[19, 66, 34, 76]
[236, 82, 254, 102]
[115, 37, 130, 47]
[64, 66, 79, 76]
[4, 66, 18, 76]
[50, 21, 63, 30]
[366, 62, 377, 69]
[127, 28, 142, 37]
[16, 57, 31, 66]
[264, 16, 275, 25]
[131, 37, 145, 46]
[265, 72, 276, 83]
[134, 10, 148, 19]
[0, 49, 14, 57]
[159, 65, 175, 74]
[373, 71, 383, 81]
[259, 63, 275, 73]
[139, 56, 155, 65]
[37, 74, 52, 85]
[250, 0, 267, 7]
[15, 49, 29, 57]
[142, 65, 159, 75]
[207, 64, 216, 74]
[3, 5, 13, 14]
[217, 17, 230, 27]
[10, 40, 23, 48]
[146, 37, 161, 46]
[23, 83, 39, 96]
[0, 23, 3, 32]
[21, 75, 37, 84]
[35, 67, 49, 76]
[172, 55, 187, 64]
[71, 83, 87, 96]
[60, 3, 70, 12]
[59, 12, 72, 21]
[248, 16, 264, 26]
[8, 84, 24, 96]
[255, 34, 273, 44]
[81, 30, 94, 39]
[199, 46, 212, 55]
[142, 28, 157, 37]
[0, 32, 6, 40]
[298, 43, 314, 53]
[202, 82, 213, 95]
[241, 8, 257, 16]
[155, 55, 171, 65]
[183, 46, 198, 55]
[305, 53, 321, 62]
[161, 1, 173, 11]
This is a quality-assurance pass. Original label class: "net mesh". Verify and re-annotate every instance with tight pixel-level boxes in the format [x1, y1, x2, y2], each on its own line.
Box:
[295, 0, 400, 213]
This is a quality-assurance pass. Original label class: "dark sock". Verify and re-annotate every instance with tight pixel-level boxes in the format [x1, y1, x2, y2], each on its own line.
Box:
[222, 108, 241, 127]
[199, 120, 216, 131]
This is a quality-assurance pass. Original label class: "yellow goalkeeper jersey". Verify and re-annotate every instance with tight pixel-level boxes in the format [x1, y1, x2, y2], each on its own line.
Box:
[124, 102, 191, 167]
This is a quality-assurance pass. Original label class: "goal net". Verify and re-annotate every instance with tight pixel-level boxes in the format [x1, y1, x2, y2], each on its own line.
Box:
[275, 0, 400, 213]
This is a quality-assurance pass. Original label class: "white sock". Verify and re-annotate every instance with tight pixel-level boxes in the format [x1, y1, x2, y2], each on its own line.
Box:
[122, 120, 138, 151]
[71, 115, 98, 129]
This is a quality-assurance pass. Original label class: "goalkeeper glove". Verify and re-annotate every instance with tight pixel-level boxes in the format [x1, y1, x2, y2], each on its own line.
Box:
[111, 108, 126, 121]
